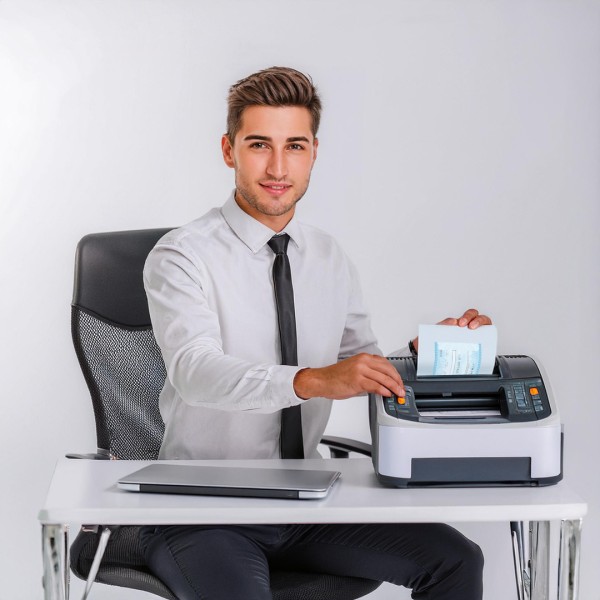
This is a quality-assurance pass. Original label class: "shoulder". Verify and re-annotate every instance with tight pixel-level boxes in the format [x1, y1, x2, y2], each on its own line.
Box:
[144, 208, 225, 277]
[156, 208, 225, 252]
[294, 221, 363, 294]
[296, 220, 349, 260]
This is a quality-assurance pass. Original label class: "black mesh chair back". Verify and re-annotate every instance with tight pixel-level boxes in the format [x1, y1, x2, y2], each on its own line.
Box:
[71, 228, 171, 459]
[69, 228, 381, 599]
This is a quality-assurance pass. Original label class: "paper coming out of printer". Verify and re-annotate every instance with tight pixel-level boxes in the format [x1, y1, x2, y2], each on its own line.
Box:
[416, 324, 498, 376]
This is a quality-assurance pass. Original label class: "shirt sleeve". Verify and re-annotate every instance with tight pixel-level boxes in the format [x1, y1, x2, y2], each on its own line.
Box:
[144, 243, 303, 414]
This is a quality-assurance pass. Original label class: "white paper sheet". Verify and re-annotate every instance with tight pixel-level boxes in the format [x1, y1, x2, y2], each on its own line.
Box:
[416, 324, 498, 377]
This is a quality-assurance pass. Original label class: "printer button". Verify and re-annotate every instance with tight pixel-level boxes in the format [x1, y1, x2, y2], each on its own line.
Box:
[529, 387, 539, 396]
[397, 397, 406, 405]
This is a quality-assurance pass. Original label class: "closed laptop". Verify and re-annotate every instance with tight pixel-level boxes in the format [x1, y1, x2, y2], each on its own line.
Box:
[118, 463, 341, 500]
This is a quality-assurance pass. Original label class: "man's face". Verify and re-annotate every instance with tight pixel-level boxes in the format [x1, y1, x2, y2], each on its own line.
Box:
[222, 105, 318, 231]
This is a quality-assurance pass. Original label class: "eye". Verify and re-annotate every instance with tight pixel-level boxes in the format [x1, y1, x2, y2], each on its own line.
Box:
[288, 143, 305, 151]
[250, 142, 268, 150]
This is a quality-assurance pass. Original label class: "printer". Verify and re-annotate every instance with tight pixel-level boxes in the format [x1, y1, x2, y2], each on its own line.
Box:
[370, 355, 563, 487]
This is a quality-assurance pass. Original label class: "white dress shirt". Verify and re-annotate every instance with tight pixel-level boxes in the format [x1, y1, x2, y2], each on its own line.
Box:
[144, 193, 392, 460]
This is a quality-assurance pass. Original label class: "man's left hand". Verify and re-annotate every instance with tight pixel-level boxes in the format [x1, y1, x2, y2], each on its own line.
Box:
[412, 308, 492, 353]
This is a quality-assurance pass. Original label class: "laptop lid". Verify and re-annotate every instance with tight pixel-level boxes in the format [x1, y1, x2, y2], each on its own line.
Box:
[118, 464, 341, 500]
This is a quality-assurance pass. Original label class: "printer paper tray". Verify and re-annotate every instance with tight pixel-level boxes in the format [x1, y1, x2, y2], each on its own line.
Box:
[377, 456, 562, 488]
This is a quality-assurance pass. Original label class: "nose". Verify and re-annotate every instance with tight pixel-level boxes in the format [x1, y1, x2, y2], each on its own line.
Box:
[266, 149, 287, 180]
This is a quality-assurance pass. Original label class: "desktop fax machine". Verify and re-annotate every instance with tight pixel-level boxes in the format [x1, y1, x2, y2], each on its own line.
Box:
[370, 355, 563, 487]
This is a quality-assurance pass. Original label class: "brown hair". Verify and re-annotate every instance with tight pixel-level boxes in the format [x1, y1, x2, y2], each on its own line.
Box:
[226, 66, 322, 143]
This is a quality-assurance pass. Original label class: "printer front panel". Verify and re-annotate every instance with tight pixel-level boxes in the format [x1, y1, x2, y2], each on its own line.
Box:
[376, 421, 562, 485]
[371, 356, 563, 486]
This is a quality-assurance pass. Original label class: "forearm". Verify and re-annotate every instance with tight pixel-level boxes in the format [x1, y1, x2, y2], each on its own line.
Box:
[167, 343, 302, 412]
[294, 353, 405, 400]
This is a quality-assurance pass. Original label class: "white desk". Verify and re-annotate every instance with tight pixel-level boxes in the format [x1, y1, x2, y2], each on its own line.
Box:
[39, 457, 587, 600]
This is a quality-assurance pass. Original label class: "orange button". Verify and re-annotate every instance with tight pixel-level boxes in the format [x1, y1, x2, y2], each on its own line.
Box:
[397, 396, 406, 405]
[530, 387, 539, 395]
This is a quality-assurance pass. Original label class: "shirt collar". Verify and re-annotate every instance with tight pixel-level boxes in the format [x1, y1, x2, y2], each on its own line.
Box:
[221, 191, 304, 254]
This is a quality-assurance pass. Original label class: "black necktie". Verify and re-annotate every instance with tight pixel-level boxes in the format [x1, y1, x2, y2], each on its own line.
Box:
[267, 234, 304, 459]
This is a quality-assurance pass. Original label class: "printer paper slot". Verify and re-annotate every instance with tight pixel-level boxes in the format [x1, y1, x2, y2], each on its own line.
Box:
[415, 394, 504, 411]
[418, 409, 502, 418]
[415, 390, 507, 420]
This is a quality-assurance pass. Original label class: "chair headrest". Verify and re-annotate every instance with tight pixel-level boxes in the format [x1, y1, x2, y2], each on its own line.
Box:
[72, 228, 173, 327]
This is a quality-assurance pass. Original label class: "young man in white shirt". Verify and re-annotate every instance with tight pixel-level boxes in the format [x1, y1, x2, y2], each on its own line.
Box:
[141, 66, 490, 600]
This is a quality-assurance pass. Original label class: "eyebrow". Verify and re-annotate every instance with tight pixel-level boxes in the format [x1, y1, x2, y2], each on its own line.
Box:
[243, 135, 311, 143]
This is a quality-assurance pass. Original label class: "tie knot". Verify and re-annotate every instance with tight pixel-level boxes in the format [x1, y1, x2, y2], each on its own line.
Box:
[267, 234, 290, 256]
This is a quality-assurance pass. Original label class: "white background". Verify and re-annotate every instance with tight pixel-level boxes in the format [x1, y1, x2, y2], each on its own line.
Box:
[1, 1, 598, 598]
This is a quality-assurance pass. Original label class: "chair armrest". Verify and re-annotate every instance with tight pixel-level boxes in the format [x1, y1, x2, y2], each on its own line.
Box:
[65, 448, 114, 460]
[320, 435, 372, 458]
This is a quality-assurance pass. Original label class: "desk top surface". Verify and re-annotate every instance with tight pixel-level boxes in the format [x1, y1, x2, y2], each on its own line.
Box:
[38, 457, 587, 525]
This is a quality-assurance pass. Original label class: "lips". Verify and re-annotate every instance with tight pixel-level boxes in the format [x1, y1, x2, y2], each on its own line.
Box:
[259, 183, 292, 196]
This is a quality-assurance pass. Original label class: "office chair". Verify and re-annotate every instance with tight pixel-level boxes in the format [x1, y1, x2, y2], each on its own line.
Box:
[68, 228, 382, 600]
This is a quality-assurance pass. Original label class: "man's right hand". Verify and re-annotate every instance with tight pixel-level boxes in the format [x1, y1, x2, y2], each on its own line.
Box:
[293, 353, 405, 400]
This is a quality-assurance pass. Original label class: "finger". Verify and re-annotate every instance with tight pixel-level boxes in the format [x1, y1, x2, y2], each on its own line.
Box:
[371, 356, 405, 386]
[437, 317, 458, 326]
[457, 308, 479, 327]
[351, 354, 405, 396]
[364, 366, 405, 398]
[364, 380, 404, 398]
[468, 314, 493, 328]
[371, 384, 401, 398]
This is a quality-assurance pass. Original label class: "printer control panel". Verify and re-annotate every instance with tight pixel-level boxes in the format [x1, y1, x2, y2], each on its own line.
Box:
[384, 386, 420, 421]
[382, 380, 551, 423]
[504, 378, 550, 420]
[380, 356, 553, 425]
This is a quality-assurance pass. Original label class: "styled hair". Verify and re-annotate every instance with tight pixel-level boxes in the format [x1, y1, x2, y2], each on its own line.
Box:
[226, 66, 322, 143]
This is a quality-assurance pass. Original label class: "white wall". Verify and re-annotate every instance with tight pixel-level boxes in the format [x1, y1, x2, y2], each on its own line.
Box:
[1, 1, 598, 598]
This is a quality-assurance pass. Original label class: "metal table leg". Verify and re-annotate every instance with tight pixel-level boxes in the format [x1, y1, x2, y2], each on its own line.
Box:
[511, 521, 528, 600]
[529, 521, 550, 600]
[512, 520, 551, 600]
[558, 519, 582, 600]
[512, 519, 583, 600]
[42, 524, 69, 600]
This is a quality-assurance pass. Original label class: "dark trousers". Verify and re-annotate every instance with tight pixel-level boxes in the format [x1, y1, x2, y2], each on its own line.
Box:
[139, 523, 484, 600]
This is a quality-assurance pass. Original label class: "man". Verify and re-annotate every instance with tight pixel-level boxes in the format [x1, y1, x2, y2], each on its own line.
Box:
[141, 66, 489, 599]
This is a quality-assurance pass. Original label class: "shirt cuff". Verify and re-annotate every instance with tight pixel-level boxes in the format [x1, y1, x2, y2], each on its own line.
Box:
[267, 365, 305, 408]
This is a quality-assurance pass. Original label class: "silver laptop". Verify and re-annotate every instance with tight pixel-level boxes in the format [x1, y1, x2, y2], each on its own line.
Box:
[118, 463, 341, 500]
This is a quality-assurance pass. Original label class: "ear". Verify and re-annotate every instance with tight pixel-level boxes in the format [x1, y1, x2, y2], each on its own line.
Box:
[312, 137, 319, 165]
[221, 135, 235, 168]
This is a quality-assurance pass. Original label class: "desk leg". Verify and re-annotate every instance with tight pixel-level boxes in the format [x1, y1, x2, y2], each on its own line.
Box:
[510, 521, 527, 600]
[529, 521, 550, 600]
[511, 521, 551, 600]
[42, 524, 69, 600]
[557, 519, 582, 600]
